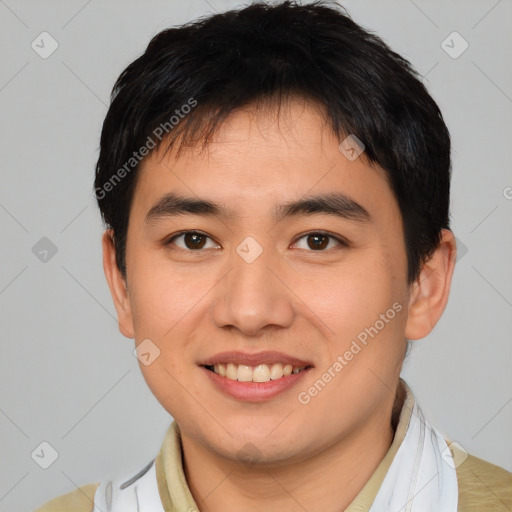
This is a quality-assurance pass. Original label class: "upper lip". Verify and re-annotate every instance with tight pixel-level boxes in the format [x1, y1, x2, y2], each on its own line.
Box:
[200, 351, 313, 368]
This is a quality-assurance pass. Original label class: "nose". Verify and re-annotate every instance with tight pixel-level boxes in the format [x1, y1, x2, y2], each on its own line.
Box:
[211, 245, 295, 337]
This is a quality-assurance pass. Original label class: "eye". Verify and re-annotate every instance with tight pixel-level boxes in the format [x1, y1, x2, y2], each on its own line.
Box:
[292, 232, 347, 251]
[166, 231, 220, 251]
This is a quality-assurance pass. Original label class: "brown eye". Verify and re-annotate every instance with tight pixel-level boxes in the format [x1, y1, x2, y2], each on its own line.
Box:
[183, 232, 206, 249]
[293, 232, 346, 251]
[167, 231, 220, 251]
[307, 234, 329, 250]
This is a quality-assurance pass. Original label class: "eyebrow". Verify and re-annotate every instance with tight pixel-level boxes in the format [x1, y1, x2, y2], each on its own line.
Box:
[145, 192, 371, 224]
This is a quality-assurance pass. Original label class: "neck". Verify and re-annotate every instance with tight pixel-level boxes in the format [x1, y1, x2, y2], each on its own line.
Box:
[181, 384, 405, 512]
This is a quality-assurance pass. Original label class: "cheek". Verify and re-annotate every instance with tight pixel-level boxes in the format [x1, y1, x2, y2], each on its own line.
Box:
[127, 248, 207, 337]
[305, 256, 408, 371]
[137, 356, 191, 421]
[311, 263, 398, 328]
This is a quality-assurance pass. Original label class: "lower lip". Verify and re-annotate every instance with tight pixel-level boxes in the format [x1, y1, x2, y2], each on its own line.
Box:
[202, 366, 311, 402]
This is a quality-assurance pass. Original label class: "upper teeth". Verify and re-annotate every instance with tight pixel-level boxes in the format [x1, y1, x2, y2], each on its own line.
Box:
[211, 363, 306, 382]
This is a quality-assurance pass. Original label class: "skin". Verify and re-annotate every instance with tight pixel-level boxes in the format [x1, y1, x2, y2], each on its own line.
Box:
[103, 99, 456, 511]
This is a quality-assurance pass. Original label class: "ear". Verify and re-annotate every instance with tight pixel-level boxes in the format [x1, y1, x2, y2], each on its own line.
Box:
[102, 230, 135, 339]
[405, 229, 457, 340]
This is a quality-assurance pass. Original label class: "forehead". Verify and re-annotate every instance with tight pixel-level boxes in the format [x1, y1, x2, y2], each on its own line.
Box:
[133, 100, 397, 220]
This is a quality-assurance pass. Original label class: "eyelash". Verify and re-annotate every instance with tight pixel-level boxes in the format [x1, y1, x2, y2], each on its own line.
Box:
[164, 230, 348, 252]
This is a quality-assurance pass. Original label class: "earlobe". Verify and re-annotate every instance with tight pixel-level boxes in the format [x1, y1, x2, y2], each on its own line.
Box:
[102, 230, 135, 339]
[405, 229, 457, 340]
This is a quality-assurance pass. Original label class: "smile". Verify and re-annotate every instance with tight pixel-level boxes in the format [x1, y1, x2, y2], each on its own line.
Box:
[204, 363, 308, 383]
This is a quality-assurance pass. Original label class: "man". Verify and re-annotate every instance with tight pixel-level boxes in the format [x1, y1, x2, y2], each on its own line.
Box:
[35, 1, 511, 511]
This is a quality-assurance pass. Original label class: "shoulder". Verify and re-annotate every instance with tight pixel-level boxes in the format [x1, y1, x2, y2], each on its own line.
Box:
[32, 457, 158, 512]
[33, 483, 99, 512]
[455, 450, 512, 511]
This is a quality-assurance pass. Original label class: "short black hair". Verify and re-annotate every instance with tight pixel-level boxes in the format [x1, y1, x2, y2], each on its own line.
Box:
[94, 0, 451, 283]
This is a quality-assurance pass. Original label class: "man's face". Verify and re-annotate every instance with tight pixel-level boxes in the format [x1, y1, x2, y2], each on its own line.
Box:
[120, 100, 410, 463]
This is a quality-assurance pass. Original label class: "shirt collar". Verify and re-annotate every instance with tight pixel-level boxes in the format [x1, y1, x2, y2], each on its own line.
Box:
[345, 378, 414, 511]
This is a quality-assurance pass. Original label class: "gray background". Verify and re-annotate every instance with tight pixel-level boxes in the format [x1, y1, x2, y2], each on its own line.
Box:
[0, 0, 511, 510]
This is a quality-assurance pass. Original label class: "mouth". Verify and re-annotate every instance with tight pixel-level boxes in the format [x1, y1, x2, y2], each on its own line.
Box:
[203, 362, 310, 383]
[199, 351, 313, 401]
